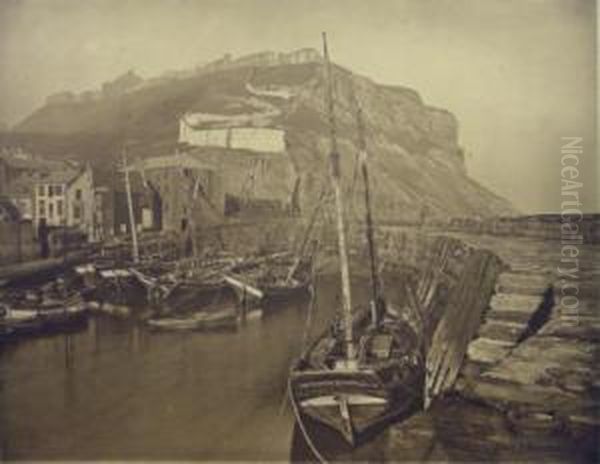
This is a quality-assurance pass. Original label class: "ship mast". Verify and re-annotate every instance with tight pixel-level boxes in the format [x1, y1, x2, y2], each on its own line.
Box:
[122, 149, 139, 263]
[356, 105, 384, 324]
[322, 32, 356, 362]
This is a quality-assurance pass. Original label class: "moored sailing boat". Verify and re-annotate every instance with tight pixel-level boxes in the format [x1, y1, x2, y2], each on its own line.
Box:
[289, 33, 425, 447]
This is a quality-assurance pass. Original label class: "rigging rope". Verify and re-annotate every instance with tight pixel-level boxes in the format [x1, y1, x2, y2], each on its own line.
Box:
[300, 238, 320, 353]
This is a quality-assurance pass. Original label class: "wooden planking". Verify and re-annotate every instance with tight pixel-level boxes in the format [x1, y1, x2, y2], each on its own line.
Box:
[424, 248, 501, 407]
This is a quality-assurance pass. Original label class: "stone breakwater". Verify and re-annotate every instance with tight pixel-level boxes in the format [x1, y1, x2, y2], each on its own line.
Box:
[290, 225, 597, 462]
[385, 231, 599, 462]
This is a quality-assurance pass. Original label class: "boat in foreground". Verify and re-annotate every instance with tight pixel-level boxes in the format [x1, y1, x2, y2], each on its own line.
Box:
[290, 305, 424, 445]
[289, 33, 425, 447]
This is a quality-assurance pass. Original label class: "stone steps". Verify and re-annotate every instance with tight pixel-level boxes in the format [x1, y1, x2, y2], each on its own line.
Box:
[486, 308, 537, 324]
[478, 320, 527, 344]
[465, 271, 554, 369]
[490, 292, 545, 311]
[466, 337, 513, 366]
[554, 281, 599, 299]
[495, 272, 554, 295]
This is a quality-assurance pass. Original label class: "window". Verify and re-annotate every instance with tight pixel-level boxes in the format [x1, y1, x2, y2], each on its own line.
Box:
[73, 205, 81, 220]
[48, 185, 54, 197]
[76, 189, 82, 200]
[55, 185, 63, 195]
[48, 203, 54, 218]
[57, 200, 63, 217]
[38, 200, 46, 216]
[38, 185, 45, 196]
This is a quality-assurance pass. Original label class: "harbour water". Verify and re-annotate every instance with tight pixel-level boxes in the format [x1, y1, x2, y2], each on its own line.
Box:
[1, 267, 595, 462]
[0, 275, 377, 460]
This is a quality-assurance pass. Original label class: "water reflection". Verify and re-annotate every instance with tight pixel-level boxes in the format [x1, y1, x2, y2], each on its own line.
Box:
[0, 274, 414, 460]
[0, 275, 345, 460]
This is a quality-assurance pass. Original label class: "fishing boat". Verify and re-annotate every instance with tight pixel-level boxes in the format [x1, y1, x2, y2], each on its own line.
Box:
[146, 306, 238, 331]
[0, 305, 43, 336]
[95, 268, 148, 308]
[260, 252, 313, 304]
[37, 303, 88, 331]
[288, 33, 425, 447]
[225, 251, 313, 307]
[261, 277, 310, 303]
[0, 292, 88, 337]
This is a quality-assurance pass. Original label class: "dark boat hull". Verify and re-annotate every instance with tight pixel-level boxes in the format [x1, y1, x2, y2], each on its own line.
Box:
[289, 305, 425, 446]
[263, 283, 310, 304]
[290, 365, 423, 445]
[0, 318, 44, 337]
[38, 308, 88, 333]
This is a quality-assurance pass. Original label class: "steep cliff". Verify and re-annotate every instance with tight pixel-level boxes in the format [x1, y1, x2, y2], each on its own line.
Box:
[12, 59, 515, 219]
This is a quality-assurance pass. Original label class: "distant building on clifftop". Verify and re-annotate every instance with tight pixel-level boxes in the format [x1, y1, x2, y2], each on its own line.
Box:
[102, 70, 143, 97]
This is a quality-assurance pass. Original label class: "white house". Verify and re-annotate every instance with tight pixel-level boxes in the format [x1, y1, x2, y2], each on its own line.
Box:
[34, 164, 95, 239]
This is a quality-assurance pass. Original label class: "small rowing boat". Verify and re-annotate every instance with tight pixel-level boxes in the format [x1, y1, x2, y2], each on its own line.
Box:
[147, 307, 238, 331]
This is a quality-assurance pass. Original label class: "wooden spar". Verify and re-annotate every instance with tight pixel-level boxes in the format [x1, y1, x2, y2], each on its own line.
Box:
[322, 32, 356, 362]
[129, 268, 157, 287]
[223, 275, 264, 300]
[122, 150, 139, 263]
[355, 105, 382, 321]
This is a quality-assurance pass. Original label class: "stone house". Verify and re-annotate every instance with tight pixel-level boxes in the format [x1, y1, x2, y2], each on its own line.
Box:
[97, 167, 159, 237]
[127, 153, 216, 233]
[33, 163, 95, 238]
[0, 148, 71, 223]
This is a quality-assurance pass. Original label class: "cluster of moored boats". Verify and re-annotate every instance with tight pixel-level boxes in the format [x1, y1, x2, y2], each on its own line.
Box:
[0, 248, 311, 341]
[0, 279, 88, 340]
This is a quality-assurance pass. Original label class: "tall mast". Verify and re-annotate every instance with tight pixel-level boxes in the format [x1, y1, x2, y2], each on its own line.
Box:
[322, 32, 356, 362]
[356, 105, 383, 323]
[177, 148, 198, 258]
[122, 149, 139, 263]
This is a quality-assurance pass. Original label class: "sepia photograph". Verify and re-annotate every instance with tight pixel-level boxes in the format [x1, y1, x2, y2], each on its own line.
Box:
[0, 0, 597, 461]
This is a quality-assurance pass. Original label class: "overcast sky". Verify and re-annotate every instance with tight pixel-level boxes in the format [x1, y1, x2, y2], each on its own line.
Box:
[0, 0, 597, 213]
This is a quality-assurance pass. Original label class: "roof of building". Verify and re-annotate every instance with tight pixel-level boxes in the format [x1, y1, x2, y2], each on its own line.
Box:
[0, 149, 68, 172]
[36, 166, 83, 185]
[5, 175, 35, 197]
[1, 150, 86, 196]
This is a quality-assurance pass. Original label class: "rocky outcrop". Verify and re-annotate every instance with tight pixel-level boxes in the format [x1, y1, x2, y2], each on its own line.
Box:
[13, 57, 515, 220]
